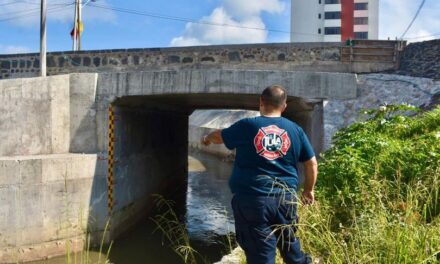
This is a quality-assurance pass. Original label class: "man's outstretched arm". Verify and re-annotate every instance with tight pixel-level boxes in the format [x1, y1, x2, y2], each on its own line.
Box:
[302, 156, 318, 205]
[201, 130, 224, 146]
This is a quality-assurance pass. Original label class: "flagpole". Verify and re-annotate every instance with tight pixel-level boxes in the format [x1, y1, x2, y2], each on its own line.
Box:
[40, 0, 46, 77]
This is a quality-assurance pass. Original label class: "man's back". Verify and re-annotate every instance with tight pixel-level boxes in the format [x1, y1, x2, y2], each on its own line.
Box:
[221, 116, 315, 196]
[201, 85, 317, 264]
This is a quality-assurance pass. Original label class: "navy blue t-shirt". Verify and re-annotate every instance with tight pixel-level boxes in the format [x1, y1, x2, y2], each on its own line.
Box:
[221, 116, 315, 196]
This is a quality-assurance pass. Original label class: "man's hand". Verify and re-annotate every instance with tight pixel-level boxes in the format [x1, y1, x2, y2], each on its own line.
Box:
[302, 156, 318, 206]
[201, 130, 224, 146]
[201, 135, 211, 146]
[301, 190, 315, 205]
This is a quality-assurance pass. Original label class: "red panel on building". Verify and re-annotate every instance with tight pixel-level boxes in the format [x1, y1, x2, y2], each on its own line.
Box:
[341, 0, 354, 41]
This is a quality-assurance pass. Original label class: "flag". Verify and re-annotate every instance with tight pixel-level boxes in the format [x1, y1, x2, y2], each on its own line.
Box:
[70, 21, 84, 39]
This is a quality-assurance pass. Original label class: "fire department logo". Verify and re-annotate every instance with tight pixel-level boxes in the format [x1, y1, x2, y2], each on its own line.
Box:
[254, 125, 291, 160]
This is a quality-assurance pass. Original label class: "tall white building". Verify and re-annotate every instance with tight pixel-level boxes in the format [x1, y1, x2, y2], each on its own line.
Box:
[291, 0, 378, 42]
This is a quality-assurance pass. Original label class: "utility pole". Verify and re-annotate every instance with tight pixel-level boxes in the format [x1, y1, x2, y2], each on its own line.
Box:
[72, 0, 79, 51]
[40, 0, 47, 77]
[78, 0, 82, 50]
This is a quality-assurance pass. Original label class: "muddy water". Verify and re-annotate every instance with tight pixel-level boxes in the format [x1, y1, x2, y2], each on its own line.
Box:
[31, 152, 234, 264]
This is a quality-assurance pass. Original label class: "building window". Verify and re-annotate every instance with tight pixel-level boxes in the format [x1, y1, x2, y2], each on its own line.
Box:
[325, 27, 341, 35]
[318, 28, 322, 34]
[354, 3, 368, 10]
[325, 11, 341, 19]
[355, 32, 368, 39]
[318, 13, 322, 19]
[325, 0, 340, 4]
[354, 17, 369, 25]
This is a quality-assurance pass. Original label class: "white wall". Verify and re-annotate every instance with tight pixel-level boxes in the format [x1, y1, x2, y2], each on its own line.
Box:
[291, 0, 324, 42]
[368, 0, 379, 39]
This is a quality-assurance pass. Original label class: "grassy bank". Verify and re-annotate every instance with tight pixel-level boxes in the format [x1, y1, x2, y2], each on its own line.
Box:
[296, 105, 440, 263]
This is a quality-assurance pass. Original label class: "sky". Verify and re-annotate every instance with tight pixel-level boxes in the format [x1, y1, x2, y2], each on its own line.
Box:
[0, 0, 439, 54]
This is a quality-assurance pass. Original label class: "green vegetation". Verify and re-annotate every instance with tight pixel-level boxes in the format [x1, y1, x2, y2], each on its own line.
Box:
[297, 105, 440, 263]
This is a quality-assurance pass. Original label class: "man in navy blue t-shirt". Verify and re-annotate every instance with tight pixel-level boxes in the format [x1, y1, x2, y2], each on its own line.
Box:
[201, 85, 318, 264]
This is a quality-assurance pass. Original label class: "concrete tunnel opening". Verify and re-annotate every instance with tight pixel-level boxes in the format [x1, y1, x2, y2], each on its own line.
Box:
[107, 93, 324, 246]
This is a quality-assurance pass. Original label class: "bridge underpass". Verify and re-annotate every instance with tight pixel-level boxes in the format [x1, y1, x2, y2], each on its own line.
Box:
[107, 93, 322, 237]
[0, 69, 357, 262]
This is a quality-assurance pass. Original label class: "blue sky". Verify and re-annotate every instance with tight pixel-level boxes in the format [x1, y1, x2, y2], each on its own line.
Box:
[0, 0, 439, 54]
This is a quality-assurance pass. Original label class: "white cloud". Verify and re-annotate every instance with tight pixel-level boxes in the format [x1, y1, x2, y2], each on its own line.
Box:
[0, 45, 31, 54]
[380, 0, 440, 42]
[1, 0, 115, 27]
[170, 0, 285, 46]
[223, 0, 285, 18]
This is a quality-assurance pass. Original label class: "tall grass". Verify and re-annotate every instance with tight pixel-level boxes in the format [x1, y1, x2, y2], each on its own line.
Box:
[295, 105, 440, 263]
[150, 194, 200, 264]
[297, 170, 440, 264]
[61, 220, 113, 264]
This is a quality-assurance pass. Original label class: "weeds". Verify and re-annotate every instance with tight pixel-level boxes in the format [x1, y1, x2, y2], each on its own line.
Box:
[150, 194, 200, 264]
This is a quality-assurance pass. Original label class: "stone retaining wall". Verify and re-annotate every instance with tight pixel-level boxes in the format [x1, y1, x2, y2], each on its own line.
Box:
[398, 39, 440, 80]
[0, 43, 343, 80]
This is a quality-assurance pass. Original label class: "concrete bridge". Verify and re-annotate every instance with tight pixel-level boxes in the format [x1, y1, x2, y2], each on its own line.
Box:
[0, 40, 401, 262]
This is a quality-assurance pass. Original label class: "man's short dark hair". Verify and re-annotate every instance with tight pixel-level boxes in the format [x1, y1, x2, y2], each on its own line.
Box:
[261, 85, 287, 109]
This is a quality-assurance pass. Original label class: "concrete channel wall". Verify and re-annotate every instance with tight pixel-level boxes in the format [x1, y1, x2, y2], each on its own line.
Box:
[0, 154, 105, 262]
[0, 75, 70, 156]
[0, 75, 107, 262]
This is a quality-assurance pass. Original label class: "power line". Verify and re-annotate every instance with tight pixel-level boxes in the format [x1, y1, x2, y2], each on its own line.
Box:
[0, 6, 41, 17]
[0, 0, 72, 18]
[400, 0, 427, 39]
[87, 3, 321, 37]
[0, 2, 74, 23]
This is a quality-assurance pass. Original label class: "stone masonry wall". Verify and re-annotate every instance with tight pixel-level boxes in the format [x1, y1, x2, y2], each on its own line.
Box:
[398, 39, 440, 80]
[0, 43, 343, 79]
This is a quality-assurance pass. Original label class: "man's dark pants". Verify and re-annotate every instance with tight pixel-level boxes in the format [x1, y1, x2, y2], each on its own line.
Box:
[231, 194, 310, 264]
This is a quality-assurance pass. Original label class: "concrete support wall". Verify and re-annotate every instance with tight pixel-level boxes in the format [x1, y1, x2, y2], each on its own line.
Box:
[0, 75, 70, 156]
[96, 70, 357, 100]
[0, 154, 106, 263]
[0, 75, 111, 262]
[69, 74, 99, 153]
[109, 107, 188, 239]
